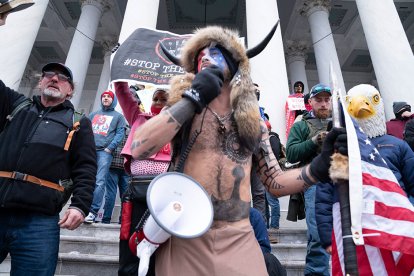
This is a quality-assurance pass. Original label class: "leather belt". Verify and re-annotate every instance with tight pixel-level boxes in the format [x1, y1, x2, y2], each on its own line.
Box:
[0, 171, 64, 192]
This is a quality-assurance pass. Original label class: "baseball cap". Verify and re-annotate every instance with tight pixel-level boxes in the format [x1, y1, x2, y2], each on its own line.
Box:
[309, 84, 331, 98]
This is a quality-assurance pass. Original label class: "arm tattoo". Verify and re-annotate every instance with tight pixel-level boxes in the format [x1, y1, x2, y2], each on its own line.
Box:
[300, 166, 313, 191]
[130, 139, 148, 151]
[137, 145, 157, 159]
[256, 150, 284, 191]
[166, 99, 195, 126]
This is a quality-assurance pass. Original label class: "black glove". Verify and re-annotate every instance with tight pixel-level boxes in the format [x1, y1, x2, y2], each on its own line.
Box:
[309, 127, 347, 183]
[183, 65, 224, 113]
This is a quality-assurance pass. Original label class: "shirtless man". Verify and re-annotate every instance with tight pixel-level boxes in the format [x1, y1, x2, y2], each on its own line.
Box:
[129, 26, 345, 275]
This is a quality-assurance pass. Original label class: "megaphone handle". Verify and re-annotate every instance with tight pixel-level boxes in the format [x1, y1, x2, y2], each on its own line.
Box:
[137, 239, 159, 276]
[137, 246, 150, 276]
[135, 209, 150, 232]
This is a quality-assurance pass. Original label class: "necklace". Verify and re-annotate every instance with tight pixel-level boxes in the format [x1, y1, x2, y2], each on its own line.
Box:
[207, 106, 233, 135]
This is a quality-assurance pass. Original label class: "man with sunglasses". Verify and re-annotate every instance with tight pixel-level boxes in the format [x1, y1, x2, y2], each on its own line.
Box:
[0, 62, 97, 275]
[286, 83, 332, 276]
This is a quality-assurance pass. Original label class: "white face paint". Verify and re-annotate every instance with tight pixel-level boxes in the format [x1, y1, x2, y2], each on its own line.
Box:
[197, 46, 229, 72]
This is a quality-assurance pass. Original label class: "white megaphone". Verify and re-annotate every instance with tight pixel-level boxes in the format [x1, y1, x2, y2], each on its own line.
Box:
[129, 172, 214, 276]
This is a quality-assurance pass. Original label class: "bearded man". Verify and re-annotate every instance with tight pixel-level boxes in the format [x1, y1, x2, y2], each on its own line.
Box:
[131, 26, 345, 275]
[286, 84, 333, 276]
[0, 62, 96, 275]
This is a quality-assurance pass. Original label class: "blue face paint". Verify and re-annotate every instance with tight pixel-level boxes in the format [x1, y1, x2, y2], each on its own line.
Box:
[197, 46, 228, 72]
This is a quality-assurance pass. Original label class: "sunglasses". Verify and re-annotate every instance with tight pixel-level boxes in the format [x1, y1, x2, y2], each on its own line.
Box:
[312, 86, 331, 94]
[42, 71, 71, 82]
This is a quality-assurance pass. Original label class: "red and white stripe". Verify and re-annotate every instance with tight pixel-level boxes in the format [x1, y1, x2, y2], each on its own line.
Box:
[332, 160, 414, 276]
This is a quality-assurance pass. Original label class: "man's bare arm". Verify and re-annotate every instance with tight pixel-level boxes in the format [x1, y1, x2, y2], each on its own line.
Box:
[256, 121, 317, 197]
[131, 98, 196, 159]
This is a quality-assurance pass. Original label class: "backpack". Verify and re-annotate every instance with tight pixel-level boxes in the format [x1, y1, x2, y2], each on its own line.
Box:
[6, 98, 84, 151]
[403, 118, 414, 151]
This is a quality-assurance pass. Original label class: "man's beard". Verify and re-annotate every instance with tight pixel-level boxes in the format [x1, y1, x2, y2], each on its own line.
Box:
[43, 87, 65, 100]
[315, 109, 331, 119]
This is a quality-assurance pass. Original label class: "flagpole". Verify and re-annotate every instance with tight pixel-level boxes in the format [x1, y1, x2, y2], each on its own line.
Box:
[330, 64, 359, 276]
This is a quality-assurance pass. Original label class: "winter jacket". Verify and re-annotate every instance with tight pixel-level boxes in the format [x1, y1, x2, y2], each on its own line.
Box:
[88, 95, 126, 152]
[0, 80, 97, 216]
[286, 111, 330, 164]
[315, 134, 414, 248]
[286, 111, 330, 221]
[386, 115, 414, 140]
[114, 82, 171, 174]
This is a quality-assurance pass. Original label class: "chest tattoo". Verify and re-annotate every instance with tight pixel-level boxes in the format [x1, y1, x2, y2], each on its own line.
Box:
[220, 122, 250, 165]
[211, 166, 250, 221]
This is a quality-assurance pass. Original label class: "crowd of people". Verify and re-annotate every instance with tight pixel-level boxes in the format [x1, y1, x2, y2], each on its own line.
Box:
[1, 5, 414, 276]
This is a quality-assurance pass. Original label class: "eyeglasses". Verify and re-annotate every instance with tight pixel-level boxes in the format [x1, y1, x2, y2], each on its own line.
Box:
[42, 71, 71, 82]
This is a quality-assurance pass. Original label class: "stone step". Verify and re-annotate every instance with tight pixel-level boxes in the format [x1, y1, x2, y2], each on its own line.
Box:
[270, 228, 307, 244]
[272, 243, 307, 262]
[1, 255, 304, 276]
[60, 223, 120, 240]
[280, 260, 305, 276]
[59, 235, 307, 262]
[55, 253, 118, 276]
[60, 235, 119, 256]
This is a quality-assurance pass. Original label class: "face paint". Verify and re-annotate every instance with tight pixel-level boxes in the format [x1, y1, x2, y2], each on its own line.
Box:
[197, 47, 228, 72]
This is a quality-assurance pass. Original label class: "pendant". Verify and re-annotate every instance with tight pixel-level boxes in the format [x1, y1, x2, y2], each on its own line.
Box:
[218, 123, 226, 135]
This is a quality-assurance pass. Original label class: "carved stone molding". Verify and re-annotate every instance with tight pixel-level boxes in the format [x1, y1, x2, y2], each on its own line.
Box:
[100, 37, 118, 54]
[285, 40, 309, 59]
[81, 0, 111, 13]
[299, 0, 330, 17]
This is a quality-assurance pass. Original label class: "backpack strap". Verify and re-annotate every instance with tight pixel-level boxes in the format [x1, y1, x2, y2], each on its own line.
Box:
[64, 110, 84, 151]
[6, 98, 32, 123]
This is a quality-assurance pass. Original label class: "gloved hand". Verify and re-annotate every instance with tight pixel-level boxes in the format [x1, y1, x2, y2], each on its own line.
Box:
[309, 127, 347, 183]
[183, 65, 224, 113]
[311, 131, 328, 146]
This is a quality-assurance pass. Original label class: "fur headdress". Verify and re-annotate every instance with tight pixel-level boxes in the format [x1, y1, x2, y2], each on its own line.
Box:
[162, 22, 279, 151]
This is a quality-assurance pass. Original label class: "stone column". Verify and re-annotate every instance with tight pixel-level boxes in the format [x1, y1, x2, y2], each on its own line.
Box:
[285, 40, 310, 95]
[0, 0, 49, 90]
[66, 0, 111, 108]
[93, 39, 117, 111]
[20, 67, 39, 98]
[300, 0, 346, 94]
[355, 0, 414, 118]
[246, 0, 289, 144]
[118, 0, 160, 44]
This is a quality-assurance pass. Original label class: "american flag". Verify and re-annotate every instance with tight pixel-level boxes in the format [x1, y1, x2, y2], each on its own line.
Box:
[331, 118, 414, 276]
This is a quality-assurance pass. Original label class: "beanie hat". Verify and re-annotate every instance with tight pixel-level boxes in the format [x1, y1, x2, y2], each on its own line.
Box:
[393, 101, 410, 117]
[101, 90, 114, 100]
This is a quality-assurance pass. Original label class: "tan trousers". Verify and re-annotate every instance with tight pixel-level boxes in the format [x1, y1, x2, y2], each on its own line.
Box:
[155, 219, 268, 276]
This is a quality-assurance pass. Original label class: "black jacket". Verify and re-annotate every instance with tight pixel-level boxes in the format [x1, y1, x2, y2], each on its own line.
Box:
[0, 80, 97, 216]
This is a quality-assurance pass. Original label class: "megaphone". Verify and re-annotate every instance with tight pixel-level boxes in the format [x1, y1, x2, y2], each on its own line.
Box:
[129, 172, 213, 276]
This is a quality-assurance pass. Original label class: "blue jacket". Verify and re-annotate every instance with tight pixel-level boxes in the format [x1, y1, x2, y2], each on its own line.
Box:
[88, 95, 126, 152]
[315, 134, 414, 248]
[249, 207, 271, 254]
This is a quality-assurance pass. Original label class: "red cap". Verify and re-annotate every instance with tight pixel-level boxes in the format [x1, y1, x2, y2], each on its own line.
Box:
[101, 90, 114, 100]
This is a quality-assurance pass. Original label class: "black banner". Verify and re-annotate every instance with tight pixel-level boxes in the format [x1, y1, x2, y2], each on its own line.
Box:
[111, 28, 190, 85]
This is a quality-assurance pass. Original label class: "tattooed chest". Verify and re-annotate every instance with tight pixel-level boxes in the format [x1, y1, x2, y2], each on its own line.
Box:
[191, 115, 251, 165]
